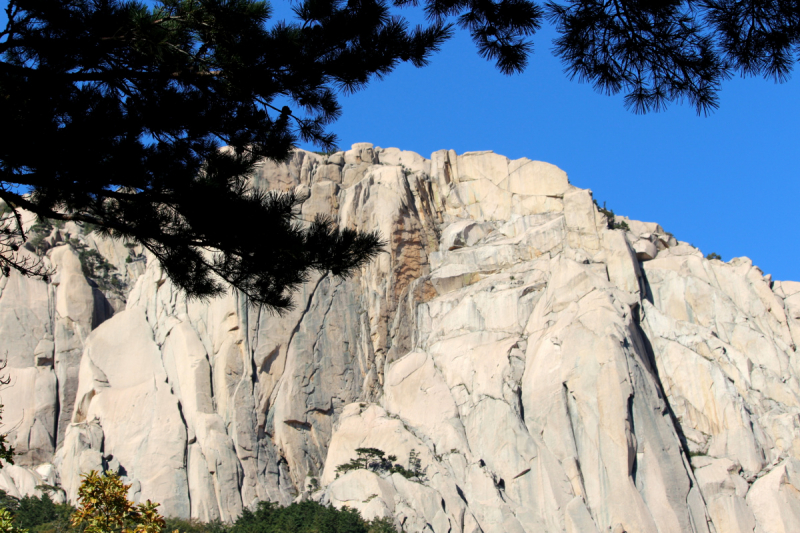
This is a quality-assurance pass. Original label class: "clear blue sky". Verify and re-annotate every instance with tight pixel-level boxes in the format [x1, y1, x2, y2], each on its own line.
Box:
[273, 4, 800, 283]
[4, 2, 798, 282]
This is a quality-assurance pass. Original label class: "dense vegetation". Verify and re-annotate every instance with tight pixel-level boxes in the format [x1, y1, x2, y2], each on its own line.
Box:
[0, 491, 74, 533]
[232, 501, 396, 533]
[0, 490, 397, 533]
[0, 441, 405, 533]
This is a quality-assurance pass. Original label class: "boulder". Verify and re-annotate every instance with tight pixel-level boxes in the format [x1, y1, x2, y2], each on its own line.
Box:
[632, 238, 658, 261]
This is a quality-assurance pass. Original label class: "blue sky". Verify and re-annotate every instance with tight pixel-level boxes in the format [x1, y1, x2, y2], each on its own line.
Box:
[3, 2, 798, 281]
[274, 4, 800, 282]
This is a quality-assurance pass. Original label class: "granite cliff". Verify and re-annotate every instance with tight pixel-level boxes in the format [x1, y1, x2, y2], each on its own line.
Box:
[1, 145, 800, 533]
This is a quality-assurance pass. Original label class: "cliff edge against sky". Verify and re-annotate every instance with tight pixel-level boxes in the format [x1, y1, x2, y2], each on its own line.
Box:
[1, 144, 799, 533]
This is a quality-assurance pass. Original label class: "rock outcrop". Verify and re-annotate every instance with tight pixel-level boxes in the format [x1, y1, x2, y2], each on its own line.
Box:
[2, 144, 799, 532]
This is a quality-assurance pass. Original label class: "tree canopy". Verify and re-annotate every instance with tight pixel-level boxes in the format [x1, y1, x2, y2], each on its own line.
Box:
[0, 0, 796, 310]
[0, 0, 539, 310]
[0, 477, 397, 533]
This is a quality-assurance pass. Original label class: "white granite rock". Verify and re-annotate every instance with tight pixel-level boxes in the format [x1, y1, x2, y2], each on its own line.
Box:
[2, 147, 800, 533]
[747, 459, 800, 533]
[1, 366, 57, 464]
[57, 308, 190, 517]
[0, 462, 64, 502]
[632, 238, 658, 261]
[693, 457, 755, 533]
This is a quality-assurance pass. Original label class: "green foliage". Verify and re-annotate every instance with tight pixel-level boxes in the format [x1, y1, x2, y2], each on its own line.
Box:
[612, 220, 630, 231]
[4, 0, 506, 309]
[23, 219, 54, 255]
[14, 494, 61, 531]
[706, 252, 722, 261]
[28, 220, 53, 235]
[0, 492, 19, 514]
[336, 448, 425, 481]
[2, 0, 799, 302]
[0, 433, 13, 468]
[1, 507, 28, 533]
[28, 220, 53, 237]
[164, 518, 227, 533]
[66, 240, 123, 294]
[71, 470, 166, 533]
[1, 489, 398, 533]
[364, 518, 396, 533]
[231, 500, 395, 533]
[0, 203, 43, 278]
[405, 450, 423, 479]
[335, 448, 392, 475]
[593, 199, 616, 229]
[0, 489, 74, 533]
[548, 0, 800, 114]
[593, 199, 630, 232]
[12, 492, 73, 533]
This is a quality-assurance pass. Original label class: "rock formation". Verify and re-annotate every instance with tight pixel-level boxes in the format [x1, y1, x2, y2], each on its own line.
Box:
[2, 144, 800, 532]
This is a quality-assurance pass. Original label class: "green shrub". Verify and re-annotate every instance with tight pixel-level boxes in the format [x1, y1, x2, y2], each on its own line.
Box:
[612, 220, 630, 231]
[592, 199, 631, 231]
[706, 252, 722, 261]
[166, 517, 230, 533]
[28, 220, 53, 236]
[0, 491, 75, 533]
[336, 448, 425, 481]
[0, 490, 19, 513]
[231, 500, 396, 533]
[365, 517, 396, 533]
[593, 199, 616, 229]
[26, 220, 55, 254]
[0, 508, 26, 533]
[67, 239, 124, 294]
[0, 491, 399, 533]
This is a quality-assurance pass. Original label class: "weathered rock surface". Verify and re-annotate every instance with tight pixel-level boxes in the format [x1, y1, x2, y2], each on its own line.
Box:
[2, 144, 799, 532]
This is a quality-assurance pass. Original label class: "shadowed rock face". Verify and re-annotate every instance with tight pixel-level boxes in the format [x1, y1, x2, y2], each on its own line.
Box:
[2, 144, 800, 532]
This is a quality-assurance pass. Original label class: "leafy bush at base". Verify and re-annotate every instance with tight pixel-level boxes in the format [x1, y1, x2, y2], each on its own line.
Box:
[164, 517, 229, 533]
[232, 501, 396, 533]
[0, 491, 75, 533]
[2, 491, 396, 533]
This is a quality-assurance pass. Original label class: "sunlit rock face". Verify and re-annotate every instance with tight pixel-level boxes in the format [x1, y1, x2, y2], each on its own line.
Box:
[2, 144, 800, 532]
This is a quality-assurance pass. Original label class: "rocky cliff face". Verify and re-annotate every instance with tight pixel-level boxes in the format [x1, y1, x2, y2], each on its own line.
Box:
[2, 144, 800, 533]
